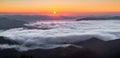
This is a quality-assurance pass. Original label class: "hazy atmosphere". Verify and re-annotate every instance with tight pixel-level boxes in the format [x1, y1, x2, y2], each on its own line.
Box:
[0, 0, 120, 58]
[0, 0, 120, 15]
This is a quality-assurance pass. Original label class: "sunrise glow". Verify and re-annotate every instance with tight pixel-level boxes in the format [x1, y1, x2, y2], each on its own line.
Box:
[53, 11, 56, 15]
[0, 0, 120, 15]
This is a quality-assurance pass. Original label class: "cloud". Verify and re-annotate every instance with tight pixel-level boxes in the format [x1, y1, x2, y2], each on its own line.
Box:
[0, 20, 120, 51]
[0, 44, 19, 49]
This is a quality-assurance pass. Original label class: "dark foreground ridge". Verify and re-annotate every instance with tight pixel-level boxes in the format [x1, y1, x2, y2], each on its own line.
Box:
[0, 37, 120, 58]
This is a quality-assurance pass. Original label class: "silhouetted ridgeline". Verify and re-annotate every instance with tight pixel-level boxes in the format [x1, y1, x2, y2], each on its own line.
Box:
[76, 16, 120, 21]
[0, 17, 26, 30]
[74, 38, 120, 58]
[1, 36, 120, 58]
[0, 15, 53, 22]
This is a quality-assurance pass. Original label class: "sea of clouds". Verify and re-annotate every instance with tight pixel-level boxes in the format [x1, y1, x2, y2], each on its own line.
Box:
[0, 20, 120, 51]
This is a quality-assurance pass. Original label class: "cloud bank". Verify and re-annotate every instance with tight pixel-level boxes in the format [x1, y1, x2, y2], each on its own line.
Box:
[0, 20, 120, 51]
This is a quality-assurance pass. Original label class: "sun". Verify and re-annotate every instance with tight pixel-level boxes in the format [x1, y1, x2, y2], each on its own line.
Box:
[53, 11, 56, 15]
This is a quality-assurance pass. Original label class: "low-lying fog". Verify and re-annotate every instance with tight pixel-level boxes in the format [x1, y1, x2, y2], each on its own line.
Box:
[0, 19, 120, 51]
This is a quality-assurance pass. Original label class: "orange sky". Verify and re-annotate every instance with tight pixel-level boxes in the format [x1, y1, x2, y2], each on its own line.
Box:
[0, 0, 120, 15]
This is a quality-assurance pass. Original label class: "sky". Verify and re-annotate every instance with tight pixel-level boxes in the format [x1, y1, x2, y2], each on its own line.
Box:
[0, 0, 120, 15]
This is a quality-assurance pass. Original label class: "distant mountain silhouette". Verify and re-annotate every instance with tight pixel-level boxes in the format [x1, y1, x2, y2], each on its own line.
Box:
[76, 16, 120, 21]
[0, 15, 53, 22]
[0, 17, 26, 29]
